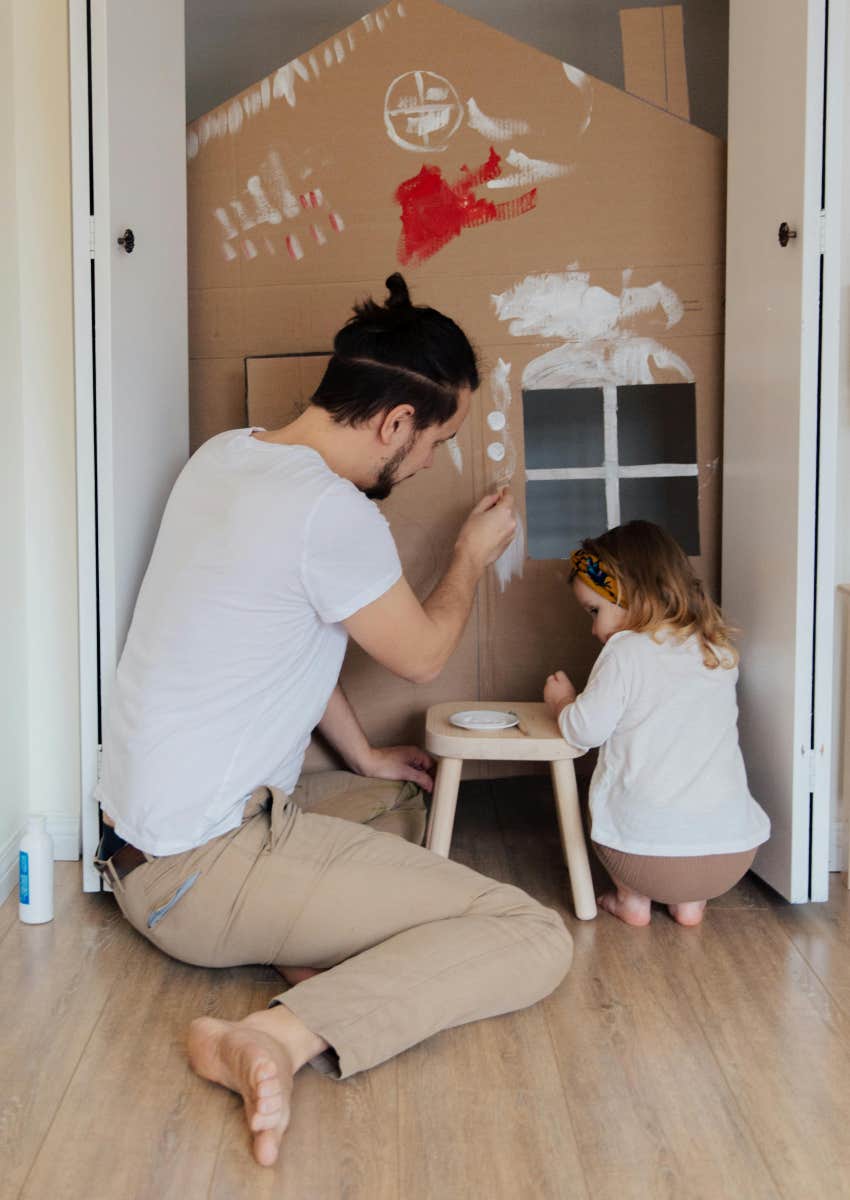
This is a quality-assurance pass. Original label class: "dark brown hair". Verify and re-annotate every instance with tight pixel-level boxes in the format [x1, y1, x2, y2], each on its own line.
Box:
[311, 273, 479, 430]
[579, 521, 738, 669]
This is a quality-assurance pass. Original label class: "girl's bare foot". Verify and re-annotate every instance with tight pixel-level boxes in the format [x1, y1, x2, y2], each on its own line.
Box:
[597, 889, 651, 926]
[187, 1007, 327, 1167]
[668, 900, 707, 926]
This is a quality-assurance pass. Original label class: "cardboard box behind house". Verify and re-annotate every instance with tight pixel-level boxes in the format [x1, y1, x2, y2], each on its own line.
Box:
[187, 0, 725, 766]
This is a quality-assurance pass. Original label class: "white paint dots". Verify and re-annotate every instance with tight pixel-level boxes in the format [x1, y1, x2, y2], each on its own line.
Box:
[487, 442, 506, 462]
[187, 130, 199, 159]
[487, 411, 506, 431]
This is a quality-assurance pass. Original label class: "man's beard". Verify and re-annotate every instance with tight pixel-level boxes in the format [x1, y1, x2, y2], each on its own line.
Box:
[363, 434, 416, 501]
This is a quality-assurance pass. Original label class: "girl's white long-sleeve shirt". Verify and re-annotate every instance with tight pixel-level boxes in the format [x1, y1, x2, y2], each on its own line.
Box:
[558, 629, 770, 857]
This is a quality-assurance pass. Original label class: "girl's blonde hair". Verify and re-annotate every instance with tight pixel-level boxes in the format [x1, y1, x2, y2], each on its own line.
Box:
[579, 521, 738, 669]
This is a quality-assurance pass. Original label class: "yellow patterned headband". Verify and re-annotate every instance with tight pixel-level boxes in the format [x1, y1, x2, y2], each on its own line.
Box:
[569, 549, 626, 607]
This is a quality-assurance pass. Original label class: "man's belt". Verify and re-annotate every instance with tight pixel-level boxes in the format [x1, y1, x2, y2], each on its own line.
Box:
[96, 824, 148, 880]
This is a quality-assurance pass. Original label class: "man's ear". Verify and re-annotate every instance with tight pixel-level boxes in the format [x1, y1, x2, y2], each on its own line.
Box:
[376, 404, 416, 446]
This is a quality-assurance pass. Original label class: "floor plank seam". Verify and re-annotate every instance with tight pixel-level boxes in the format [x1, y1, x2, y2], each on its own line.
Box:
[15, 915, 138, 1200]
[675, 923, 796, 1200]
[540, 1000, 593, 1198]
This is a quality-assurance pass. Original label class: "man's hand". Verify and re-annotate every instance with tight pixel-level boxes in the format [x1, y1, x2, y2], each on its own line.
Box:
[454, 489, 517, 571]
[544, 670, 577, 720]
[361, 744, 436, 792]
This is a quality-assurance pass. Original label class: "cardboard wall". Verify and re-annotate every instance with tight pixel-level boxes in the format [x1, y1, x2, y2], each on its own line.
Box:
[187, 0, 725, 759]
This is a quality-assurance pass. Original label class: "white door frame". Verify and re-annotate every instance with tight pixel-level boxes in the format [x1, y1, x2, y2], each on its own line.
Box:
[69, 0, 100, 892]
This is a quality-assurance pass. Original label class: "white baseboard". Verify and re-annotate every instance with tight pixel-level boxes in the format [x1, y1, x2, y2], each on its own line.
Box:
[830, 817, 847, 873]
[0, 814, 80, 908]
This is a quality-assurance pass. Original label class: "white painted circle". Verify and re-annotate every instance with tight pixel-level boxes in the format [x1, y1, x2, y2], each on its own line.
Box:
[487, 411, 506, 431]
[487, 442, 506, 462]
[384, 70, 464, 152]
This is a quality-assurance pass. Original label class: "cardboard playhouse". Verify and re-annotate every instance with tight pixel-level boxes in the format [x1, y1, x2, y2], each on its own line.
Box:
[186, 0, 724, 768]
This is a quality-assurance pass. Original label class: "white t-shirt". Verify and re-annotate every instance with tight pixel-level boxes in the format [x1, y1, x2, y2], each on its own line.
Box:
[96, 429, 402, 855]
[559, 629, 771, 857]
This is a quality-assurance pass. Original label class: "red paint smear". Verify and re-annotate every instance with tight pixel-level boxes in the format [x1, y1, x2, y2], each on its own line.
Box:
[299, 194, 309, 209]
[394, 147, 537, 266]
[329, 211, 344, 233]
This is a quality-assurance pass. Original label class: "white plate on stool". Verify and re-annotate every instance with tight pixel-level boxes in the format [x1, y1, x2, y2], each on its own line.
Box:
[448, 709, 519, 731]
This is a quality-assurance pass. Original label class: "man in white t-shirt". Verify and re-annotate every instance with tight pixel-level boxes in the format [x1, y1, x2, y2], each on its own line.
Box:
[94, 274, 573, 1167]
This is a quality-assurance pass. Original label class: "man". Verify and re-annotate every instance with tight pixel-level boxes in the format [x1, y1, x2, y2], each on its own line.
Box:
[95, 274, 573, 1167]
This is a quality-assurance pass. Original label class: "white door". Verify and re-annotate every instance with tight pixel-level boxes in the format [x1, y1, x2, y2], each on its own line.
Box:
[76, 0, 189, 886]
[723, 0, 830, 901]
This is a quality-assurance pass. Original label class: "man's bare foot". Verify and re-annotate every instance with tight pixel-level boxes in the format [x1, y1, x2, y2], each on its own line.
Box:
[597, 890, 652, 926]
[276, 965, 325, 987]
[187, 1007, 327, 1167]
[668, 900, 707, 926]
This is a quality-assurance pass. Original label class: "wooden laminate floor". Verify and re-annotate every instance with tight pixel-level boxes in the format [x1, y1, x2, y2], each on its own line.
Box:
[3, 778, 850, 1200]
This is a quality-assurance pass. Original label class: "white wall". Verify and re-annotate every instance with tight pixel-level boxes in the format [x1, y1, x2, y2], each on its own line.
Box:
[0, 0, 30, 902]
[0, 0, 82, 904]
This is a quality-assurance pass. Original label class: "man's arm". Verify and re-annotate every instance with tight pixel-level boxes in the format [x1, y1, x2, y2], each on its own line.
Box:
[344, 490, 516, 684]
[317, 684, 435, 790]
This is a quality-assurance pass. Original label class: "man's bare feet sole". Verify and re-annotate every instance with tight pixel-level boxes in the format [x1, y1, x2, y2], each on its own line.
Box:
[668, 900, 707, 926]
[597, 891, 652, 926]
[187, 1016, 296, 1167]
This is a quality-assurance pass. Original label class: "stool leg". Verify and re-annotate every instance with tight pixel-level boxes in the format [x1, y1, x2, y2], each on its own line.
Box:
[425, 757, 463, 857]
[550, 760, 597, 920]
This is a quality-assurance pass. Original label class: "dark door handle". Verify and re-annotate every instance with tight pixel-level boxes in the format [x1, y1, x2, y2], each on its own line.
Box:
[778, 222, 797, 247]
[117, 228, 135, 253]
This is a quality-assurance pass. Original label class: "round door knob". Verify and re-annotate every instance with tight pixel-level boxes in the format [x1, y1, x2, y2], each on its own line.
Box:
[778, 222, 797, 247]
[117, 228, 135, 253]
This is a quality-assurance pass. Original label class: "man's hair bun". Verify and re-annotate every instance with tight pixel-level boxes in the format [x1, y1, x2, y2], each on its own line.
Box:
[384, 272, 412, 311]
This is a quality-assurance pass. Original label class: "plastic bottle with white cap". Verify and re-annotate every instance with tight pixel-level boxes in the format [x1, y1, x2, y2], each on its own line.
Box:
[18, 815, 54, 924]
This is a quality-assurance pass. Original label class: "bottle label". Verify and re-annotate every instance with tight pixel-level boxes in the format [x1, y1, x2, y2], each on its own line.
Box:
[19, 851, 29, 904]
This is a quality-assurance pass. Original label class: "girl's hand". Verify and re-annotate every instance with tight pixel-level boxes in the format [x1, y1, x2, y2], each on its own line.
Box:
[544, 670, 577, 718]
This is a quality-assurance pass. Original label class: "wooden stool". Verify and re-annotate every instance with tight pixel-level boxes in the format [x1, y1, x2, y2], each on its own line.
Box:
[424, 701, 597, 920]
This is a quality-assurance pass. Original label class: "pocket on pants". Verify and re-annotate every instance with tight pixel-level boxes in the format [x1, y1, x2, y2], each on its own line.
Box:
[147, 871, 202, 929]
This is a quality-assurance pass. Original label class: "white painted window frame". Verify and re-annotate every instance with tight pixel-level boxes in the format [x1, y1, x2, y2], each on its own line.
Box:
[524, 383, 699, 534]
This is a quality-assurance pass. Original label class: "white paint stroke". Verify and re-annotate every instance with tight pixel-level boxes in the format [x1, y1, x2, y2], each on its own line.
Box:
[603, 384, 620, 526]
[376, 10, 385, 31]
[563, 62, 593, 134]
[222, 242, 237, 262]
[273, 58, 310, 106]
[187, 130, 199, 159]
[246, 176, 282, 224]
[324, 46, 334, 68]
[494, 518, 526, 592]
[447, 438, 464, 474]
[243, 239, 257, 260]
[397, 1, 407, 15]
[309, 53, 320, 78]
[492, 267, 693, 411]
[227, 100, 243, 135]
[487, 442, 506, 462]
[214, 207, 238, 240]
[487, 411, 506, 431]
[362, 13, 373, 32]
[335, 38, 345, 62]
[525, 464, 699, 480]
[491, 357, 512, 411]
[486, 149, 574, 190]
[407, 108, 452, 138]
[466, 97, 530, 141]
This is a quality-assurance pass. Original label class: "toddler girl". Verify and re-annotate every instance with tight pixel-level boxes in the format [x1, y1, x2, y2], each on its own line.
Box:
[543, 520, 770, 927]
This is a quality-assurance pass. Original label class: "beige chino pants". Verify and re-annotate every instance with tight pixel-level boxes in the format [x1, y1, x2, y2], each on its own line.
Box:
[103, 772, 573, 1079]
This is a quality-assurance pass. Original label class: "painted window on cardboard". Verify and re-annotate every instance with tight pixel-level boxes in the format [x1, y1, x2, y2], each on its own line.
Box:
[523, 382, 700, 558]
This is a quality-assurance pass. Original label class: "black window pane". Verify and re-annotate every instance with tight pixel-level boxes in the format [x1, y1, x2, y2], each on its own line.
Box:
[617, 383, 697, 465]
[526, 479, 608, 560]
[522, 388, 604, 469]
[619, 476, 700, 555]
